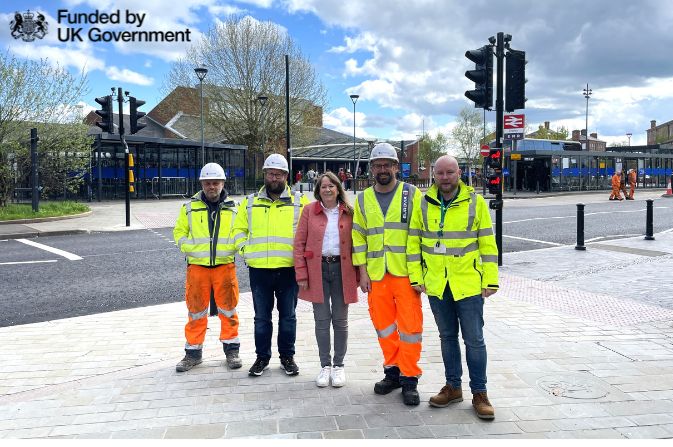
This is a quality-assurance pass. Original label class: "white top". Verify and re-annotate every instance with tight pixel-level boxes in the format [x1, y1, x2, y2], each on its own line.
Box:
[321, 203, 340, 256]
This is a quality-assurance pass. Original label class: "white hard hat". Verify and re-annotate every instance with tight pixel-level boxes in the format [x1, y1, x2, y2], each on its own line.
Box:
[199, 162, 226, 180]
[262, 153, 289, 172]
[369, 142, 399, 162]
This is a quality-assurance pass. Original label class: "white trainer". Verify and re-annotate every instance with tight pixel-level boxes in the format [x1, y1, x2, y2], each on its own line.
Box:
[316, 366, 331, 387]
[331, 366, 346, 387]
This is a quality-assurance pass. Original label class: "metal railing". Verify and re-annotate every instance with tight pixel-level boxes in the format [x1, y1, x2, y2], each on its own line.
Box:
[151, 177, 188, 199]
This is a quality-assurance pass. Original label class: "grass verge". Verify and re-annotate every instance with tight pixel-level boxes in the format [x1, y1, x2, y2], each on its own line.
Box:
[0, 201, 90, 221]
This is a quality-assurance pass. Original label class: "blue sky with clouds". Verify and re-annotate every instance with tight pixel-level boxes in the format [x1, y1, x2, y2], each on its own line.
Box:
[3, 0, 673, 147]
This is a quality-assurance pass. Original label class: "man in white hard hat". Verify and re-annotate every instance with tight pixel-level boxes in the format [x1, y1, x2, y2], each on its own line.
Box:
[232, 153, 310, 377]
[352, 142, 425, 406]
[173, 163, 242, 372]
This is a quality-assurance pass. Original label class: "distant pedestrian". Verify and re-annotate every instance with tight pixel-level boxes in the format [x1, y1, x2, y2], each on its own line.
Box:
[306, 168, 317, 191]
[620, 170, 628, 199]
[609, 171, 624, 201]
[627, 169, 637, 200]
[295, 170, 303, 185]
[338, 168, 347, 189]
[294, 172, 358, 388]
[173, 163, 242, 372]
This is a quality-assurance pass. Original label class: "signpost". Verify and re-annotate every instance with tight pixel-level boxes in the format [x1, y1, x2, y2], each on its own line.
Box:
[480, 144, 490, 157]
[504, 113, 525, 140]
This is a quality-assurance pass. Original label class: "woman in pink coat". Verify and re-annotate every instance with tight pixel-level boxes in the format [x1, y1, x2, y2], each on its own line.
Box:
[294, 172, 358, 388]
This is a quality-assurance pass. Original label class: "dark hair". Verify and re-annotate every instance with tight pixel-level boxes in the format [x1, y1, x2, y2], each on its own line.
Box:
[314, 172, 354, 215]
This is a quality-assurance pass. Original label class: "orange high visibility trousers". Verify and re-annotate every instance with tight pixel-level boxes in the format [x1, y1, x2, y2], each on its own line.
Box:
[184, 263, 239, 349]
[368, 273, 423, 378]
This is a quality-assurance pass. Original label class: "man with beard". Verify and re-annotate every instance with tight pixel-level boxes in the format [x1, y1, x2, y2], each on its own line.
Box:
[232, 153, 309, 377]
[174, 163, 242, 372]
[352, 142, 424, 406]
[407, 155, 498, 419]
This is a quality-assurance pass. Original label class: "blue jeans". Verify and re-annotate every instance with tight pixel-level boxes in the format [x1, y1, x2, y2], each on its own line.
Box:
[428, 285, 487, 393]
[249, 267, 298, 359]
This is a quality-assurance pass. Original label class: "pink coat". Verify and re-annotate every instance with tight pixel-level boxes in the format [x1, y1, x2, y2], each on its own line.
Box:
[293, 201, 359, 304]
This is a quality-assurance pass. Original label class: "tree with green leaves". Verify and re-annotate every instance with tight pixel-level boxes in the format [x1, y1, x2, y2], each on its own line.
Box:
[451, 106, 487, 186]
[162, 16, 327, 163]
[530, 124, 569, 140]
[418, 131, 450, 171]
[0, 52, 90, 206]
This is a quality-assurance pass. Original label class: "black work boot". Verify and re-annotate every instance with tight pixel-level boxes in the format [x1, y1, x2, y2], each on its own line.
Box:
[223, 343, 242, 369]
[400, 376, 420, 406]
[176, 349, 202, 372]
[374, 366, 402, 395]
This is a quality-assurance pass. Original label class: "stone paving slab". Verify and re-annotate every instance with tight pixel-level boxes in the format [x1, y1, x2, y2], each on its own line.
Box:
[1, 279, 673, 439]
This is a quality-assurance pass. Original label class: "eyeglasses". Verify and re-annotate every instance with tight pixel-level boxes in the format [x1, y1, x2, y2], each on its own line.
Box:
[371, 162, 394, 171]
[265, 172, 286, 179]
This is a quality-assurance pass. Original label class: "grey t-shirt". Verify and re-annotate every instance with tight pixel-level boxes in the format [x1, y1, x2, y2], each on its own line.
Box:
[374, 182, 400, 217]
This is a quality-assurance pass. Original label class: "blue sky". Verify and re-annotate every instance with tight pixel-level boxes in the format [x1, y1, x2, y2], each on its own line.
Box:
[3, 0, 673, 147]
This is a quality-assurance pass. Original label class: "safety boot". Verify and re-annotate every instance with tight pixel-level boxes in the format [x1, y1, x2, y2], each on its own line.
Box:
[472, 392, 495, 419]
[429, 384, 464, 408]
[401, 383, 420, 406]
[225, 350, 242, 369]
[374, 366, 401, 395]
[176, 350, 202, 372]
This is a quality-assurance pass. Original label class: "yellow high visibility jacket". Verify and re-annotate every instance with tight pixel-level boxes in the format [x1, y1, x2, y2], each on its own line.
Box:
[407, 182, 499, 300]
[173, 191, 237, 266]
[352, 181, 423, 281]
[231, 185, 309, 268]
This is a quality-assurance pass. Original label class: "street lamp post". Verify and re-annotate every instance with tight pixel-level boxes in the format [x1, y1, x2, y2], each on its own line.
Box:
[350, 94, 359, 193]
[582, 83, 592, 151]
[194, 66, 208, 166]
[257, 95, 268, 186]
[626, 132, 632, 146]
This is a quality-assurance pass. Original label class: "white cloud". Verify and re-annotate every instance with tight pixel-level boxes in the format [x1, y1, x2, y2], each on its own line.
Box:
[323, 107, 374, 139]
[105, 66, 154, 86]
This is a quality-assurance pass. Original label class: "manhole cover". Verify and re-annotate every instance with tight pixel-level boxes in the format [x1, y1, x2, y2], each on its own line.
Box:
[537, 375, 608, 400]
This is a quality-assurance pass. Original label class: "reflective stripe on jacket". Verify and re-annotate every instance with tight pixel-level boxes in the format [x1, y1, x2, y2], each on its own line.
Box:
[173, 192, 237, 266]
[352, 182, 423, 281]
[407, 182, 499, 300]
[231, 185, 309, 268]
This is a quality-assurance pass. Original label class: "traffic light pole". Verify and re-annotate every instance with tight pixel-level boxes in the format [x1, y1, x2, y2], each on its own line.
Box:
[494, 32, 505, 266]
[117, 87, 131, 227]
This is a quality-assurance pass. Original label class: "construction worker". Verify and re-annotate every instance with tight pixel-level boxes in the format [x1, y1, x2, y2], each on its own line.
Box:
[352, 142, 424, 406]
[627, 168, 637, 200]
[232, 153, 310, 377]
[609, 171, 623, 201]
[174, 163, 242, 372]
[407, 155, 499, 419]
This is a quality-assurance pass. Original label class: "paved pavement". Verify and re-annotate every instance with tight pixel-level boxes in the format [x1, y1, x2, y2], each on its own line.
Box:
[1, 193, 673, 439]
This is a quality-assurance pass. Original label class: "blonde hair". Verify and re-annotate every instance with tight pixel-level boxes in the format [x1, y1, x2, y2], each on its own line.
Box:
[314, 172, 354, 215]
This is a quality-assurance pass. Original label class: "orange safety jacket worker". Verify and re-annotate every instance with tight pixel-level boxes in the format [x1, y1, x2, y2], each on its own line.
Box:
[609, 173, 623, 200]
[352, 182, 424, 378]
[628, 170, 637, 199]
[173, 191, 239, 352]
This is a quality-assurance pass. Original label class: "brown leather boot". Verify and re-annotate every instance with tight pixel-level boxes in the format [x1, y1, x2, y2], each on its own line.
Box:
[472, 392, 495, 419]
[429, 384, 463, 408]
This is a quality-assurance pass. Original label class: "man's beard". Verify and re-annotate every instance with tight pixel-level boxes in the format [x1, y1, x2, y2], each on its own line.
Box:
[265, 180, 285, 195]
[376, 172, 393, 185]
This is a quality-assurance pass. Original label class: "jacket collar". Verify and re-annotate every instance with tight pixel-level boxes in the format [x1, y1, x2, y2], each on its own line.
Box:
[258, 184, 292, 202]
[424, 181, 473, 206]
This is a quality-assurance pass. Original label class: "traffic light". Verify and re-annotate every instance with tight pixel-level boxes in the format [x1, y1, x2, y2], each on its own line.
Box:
[505, 49, 527, 112]
[485, 148, 502, 195]
[94, 95, 114, 133]
[129, 96, 146, 134]
[464, 45, 493, 110]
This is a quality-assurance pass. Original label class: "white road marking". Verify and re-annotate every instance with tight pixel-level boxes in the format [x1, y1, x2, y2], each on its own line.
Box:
[502, 235, 564, 246]
[16, 239, 83, 261]
[0, 260, 57, 266]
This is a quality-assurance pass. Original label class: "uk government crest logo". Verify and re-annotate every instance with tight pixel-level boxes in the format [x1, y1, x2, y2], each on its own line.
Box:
[10, 10, 48, 42]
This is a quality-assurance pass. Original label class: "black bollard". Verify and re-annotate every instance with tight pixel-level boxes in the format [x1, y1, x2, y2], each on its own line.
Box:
[300, 184, 304, 193]
[645, 199, 655, 240]
[575, 203, 586, 250]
